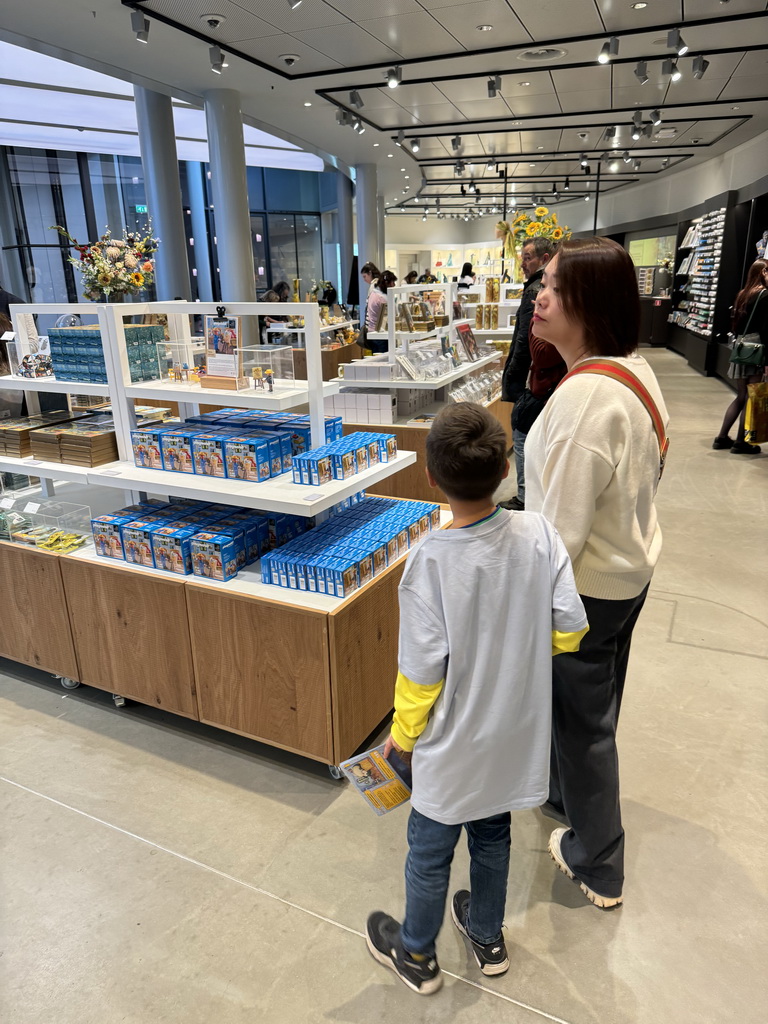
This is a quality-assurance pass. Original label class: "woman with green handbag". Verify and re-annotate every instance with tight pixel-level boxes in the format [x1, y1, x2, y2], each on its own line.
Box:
[713, 258, 768, 454]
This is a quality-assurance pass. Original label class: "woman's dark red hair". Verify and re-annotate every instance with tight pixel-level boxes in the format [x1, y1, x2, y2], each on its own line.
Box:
[556, 237, 640, 357]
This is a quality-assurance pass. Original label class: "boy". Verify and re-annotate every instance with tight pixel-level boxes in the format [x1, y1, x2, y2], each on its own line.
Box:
[365, 403, 588, 995]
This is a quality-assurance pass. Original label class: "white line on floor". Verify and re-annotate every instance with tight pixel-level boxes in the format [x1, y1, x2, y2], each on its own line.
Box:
[1, 774, 574, 1024]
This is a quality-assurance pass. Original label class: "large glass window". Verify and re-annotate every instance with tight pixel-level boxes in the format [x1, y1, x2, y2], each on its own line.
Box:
[250, 215, 268, 292]
[296, 214, 323, 293]
[268, 213, 298, 287]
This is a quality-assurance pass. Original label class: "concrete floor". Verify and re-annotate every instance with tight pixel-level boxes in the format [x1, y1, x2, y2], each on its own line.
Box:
[1, 347, 767, 1024]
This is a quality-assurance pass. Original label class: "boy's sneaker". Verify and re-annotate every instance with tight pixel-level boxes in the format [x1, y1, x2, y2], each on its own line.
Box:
[450, 890, 510, 976]
[548, 828, 623, 910]
[365, 911, 443, 995]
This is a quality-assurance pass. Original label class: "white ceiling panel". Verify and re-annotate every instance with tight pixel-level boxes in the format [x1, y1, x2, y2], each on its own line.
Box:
[514, 0, 605, 43]
[142, 0, 283, 44]
[504, 93, 563, 117]
[430, 1, 532, 50]
[145, 0, 347, 34]
[339, 0, 423, 16]
[233, 34, 343, 73]
[0, 85, 137, 132]
[730, 50, 768, 76]
[452, 98, 519, 120]
[359, 13, 462, 59]
[558, 89, 613, 114]
[718, 75, 768, 99]
[291, 24, 402, 65]
[0, 41, 133, 94]
[593, 0, 683, 33]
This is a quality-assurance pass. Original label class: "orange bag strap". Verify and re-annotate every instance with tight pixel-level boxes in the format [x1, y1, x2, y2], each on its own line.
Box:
[558, 359, 669, 479]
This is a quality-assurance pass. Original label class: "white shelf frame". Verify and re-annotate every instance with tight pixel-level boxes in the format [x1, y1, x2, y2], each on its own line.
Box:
[5, 301, 411, 515]
[330, 350, 502, 390]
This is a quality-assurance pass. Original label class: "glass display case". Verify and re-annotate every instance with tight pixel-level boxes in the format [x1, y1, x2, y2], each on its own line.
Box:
[239, 344, 295, 386]
[156, 339, 207, 382]
[0, 499, 91, 551]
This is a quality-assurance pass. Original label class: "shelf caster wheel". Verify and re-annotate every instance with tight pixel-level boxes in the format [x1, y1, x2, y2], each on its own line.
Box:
[112, 694, 127, 708]
[59, 676, 81, 690]
[328, 764, 343, 780]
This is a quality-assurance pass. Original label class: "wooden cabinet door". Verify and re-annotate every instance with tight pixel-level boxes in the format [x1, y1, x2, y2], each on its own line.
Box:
[186, 586, 333, 763]
[60, 557, 197, 718]
[0, 542, 78, 679]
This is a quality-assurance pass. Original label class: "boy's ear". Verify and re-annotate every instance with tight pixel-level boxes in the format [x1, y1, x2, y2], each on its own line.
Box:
[425, 466, 438, 488]
[501, 460, 510, 480]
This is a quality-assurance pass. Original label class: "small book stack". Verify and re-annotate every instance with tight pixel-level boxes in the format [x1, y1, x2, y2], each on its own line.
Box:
[0, 412, 88, 458]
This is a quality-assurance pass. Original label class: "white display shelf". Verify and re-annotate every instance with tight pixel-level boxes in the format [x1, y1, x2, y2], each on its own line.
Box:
[268, 320, 358, 334]
[86, 449, 417, 516]
[331, 351, 501, 391]
[0, 454, 97, 483]
[122, 376, 340, 410]
[68, 509, 453, 609]
[474, 328, 515, 335]
[0, 375, 110, 396]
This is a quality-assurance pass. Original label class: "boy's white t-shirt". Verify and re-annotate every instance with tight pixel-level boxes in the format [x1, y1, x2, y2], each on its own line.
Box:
[398, 508, 587, 826]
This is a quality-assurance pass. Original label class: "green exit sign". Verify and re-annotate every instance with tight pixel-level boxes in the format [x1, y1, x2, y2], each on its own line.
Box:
[135, 204, 148, 214]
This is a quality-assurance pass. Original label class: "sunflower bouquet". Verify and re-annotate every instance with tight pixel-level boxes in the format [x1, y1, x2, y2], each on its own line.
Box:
[52, 224, 159, 300]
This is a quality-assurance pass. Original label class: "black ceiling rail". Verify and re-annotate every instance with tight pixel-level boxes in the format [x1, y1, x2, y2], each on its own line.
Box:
[417, 151, 694, 166]
[121, 1, 766, 85]
[318, 43, 767, 96]
[292, 10, 766, 81]
[376, 107, 754, 140]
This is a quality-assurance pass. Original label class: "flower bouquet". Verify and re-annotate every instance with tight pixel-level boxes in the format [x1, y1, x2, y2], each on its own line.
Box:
[52, 224, 159, 300]
[496, 208, 571, 279]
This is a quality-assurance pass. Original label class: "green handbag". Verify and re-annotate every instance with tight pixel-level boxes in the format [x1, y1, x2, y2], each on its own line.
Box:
[729, 292, 765, 367]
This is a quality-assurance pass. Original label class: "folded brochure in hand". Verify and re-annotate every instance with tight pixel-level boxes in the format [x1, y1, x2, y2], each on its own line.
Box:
[339, 744, 412, 815]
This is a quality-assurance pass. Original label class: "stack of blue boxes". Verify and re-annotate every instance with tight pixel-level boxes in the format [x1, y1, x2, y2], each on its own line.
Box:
[261, 497, 441, 598]
[130, 411, 344, 482]
[291, 432, 398, 487]
[47, 324, 163, 384]
[91, 498, 312, 582]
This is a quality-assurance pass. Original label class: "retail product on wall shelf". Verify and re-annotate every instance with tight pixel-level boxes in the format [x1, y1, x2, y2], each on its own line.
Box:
[0, 411, 91, 457]
[292, 432, 397, 486]
[637, 267, 655, 296]
[669, 209, 725, 337]
[0, 498, 90, 551]
[204, 313, 247, 389]
[448, 370, 501, 406]
[48, 324, 162, 384]
[261, 496, 441, 597]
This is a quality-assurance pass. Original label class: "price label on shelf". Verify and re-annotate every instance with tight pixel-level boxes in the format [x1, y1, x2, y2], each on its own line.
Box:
[100, 470, 122, 477]
[1, 497, 15, 509]
[24, 502, 41, 514]
[27, 460, 42, 466]
[303, 493, 325, 501]
[1, 331, 15, 342]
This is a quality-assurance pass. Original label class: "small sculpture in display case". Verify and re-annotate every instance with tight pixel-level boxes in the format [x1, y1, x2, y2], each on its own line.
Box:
[265, 369, 274, 392]
[252, 366, 264, 389]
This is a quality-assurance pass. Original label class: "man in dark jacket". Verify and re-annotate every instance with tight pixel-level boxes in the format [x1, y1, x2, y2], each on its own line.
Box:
[500, 237, 556, 509]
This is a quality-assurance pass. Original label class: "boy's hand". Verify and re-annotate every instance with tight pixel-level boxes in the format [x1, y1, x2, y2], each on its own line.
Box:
[383, 733, 412, 762]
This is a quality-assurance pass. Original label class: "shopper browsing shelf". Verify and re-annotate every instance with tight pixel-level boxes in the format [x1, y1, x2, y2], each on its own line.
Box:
[712, 258, 768, 454]
[524, 237, 670, 910]
[366, 403, 588, 995]
[365, 271, 397, 352]
[501, 237, 556, 509]
[403, 271, 418, 285]
[457, 262, 475, 290]
[360, 261, 381, 297]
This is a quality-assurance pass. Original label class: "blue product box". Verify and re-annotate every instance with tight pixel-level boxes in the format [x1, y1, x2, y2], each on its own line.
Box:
[191, 532, 239, 582]
[131, 427, 167, 470]
[91, 514, 134, 559]
[192, 434, 227, 477]
[120, 520, 160, 567]
[331, 447, 357, 481]
[161, 429, 201, 474]
[151, 525, 196, 575]
[223, 436, 271, 482]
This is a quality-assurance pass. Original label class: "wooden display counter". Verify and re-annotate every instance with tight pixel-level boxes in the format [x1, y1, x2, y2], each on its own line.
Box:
[343, 396, 513, 502]
[0, 533, 416, 766]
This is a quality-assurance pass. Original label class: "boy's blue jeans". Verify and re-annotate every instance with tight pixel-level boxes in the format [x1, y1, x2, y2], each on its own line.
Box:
[400, 807, 511, 957]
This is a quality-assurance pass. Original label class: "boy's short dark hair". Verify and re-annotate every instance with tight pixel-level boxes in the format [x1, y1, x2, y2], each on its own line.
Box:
[426, 403, 508, 502]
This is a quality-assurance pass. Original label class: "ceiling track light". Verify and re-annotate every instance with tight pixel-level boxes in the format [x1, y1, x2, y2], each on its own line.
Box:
[209, 44, 228, 74]
[584, 193, 590, 202]
[633, 159, 642, 171]
[662, 157, 670, 168]
[692, 55, 710, 79]
[487, 74, 501, 98]
[131, 9, 150, 43]
[662, 58, 682, 82]
[410, 138, 420, 154]
[667, 27, 689, 56]
[349, 90, 363, 110]
[650, 108, 662, 126]
[563, 177, 570, 191]
[597, 36, 619, 64]
[605, 125, 617, 140]
[460, 185, 466, 196]
[287, 0, 303, 8]
[386, 66, 401, 89]
[451, 135, 462, 151]
[580, 153, 588, 168]
[623, 150, 632, 164]
[582, 162, 591, 174]
[634, 60, 649, 85]
[395, 130, 404, 147]
[632, 111, 643, 129]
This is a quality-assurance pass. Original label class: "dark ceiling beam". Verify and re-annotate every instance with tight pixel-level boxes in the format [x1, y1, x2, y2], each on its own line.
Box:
[320, 44, 767, 95]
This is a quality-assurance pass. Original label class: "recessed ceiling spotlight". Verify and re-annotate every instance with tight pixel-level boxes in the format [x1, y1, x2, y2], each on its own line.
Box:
[477, 24, 493, 31]
[631, 2, 647, 7]
[303, 101, 312, 107]
[732, 105, 740, 110]
[387, 152, 393, 157]
[404, 175, 410, 179]
[518, 81, 531, 87]
[373, 142, 379, 147]
[386, 66, 401, 89]
[598, 36, 619, 64]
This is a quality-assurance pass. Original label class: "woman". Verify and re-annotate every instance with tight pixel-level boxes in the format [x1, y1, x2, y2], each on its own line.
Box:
[713, 258, 767, 454]
[403, 271, 418, 285]
[524, 237, 669, 910]
[360, 262, 381, 297]
[366, 270, 397, 352]
[457, 262, 475, 290]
